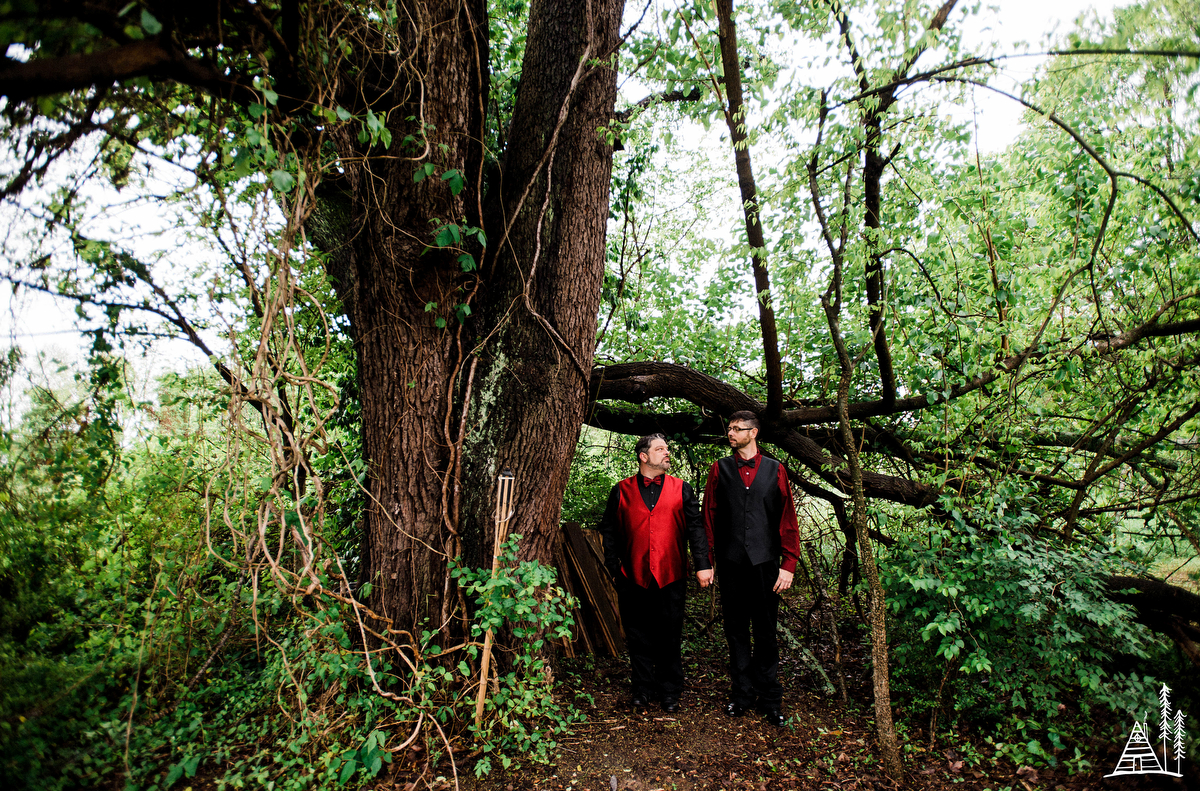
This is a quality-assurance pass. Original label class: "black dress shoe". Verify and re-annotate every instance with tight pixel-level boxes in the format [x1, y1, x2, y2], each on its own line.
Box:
[760, 708, 786, 727]
[724, 701, 748, 717]
[661, 697, 680, 713]
[631, 692, 650, 709]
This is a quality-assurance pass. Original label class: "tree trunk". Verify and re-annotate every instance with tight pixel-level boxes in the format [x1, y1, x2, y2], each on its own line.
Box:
[459, 0, 624, 571]
[326, 0, 624, 640]
[332, 0, 488, 636]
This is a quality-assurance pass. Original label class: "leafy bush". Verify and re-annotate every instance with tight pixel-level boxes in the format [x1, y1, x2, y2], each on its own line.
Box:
[0, 363, 582, 789]
[452, 534, 583, 775]
[882, 497, 1157, 769]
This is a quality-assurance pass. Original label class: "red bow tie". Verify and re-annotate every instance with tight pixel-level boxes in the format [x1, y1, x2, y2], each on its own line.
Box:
[641, 474, 664, 487]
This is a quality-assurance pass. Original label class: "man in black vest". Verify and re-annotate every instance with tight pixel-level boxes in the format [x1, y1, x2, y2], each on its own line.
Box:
[702, 411, 800, 727]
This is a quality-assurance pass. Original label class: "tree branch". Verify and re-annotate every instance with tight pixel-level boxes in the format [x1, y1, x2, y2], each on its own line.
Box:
[0, 39, 256, 105]
[712, 0, 785, 418]
[613, 86, 703, 123]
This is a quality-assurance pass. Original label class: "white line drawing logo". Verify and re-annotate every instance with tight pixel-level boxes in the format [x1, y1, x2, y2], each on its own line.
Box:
[1105, 683, 1187, 778]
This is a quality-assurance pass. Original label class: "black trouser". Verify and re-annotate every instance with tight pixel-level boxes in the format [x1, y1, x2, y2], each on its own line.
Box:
[718, 559, 781, 708]
[616, 577, 686, 699]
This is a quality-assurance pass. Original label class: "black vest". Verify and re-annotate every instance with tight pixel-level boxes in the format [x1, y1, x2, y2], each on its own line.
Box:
[713, 455, 783, 566]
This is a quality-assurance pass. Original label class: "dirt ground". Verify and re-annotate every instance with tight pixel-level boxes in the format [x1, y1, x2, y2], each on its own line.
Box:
[440, 590, 1197, 791]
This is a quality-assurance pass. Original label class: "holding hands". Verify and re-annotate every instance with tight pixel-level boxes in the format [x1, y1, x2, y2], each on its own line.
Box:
[772, 568, 793, 594]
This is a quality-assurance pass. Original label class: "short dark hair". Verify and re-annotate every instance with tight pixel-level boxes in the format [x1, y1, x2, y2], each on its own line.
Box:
[727, 410, 760, 430]
[634, 433, 667, 462]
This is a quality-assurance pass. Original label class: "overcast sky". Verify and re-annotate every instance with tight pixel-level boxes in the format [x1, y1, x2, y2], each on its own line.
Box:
[0, 0, 1121, 387]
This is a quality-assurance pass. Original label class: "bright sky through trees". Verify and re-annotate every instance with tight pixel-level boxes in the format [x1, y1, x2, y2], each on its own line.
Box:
[0, 0, 1119, 371]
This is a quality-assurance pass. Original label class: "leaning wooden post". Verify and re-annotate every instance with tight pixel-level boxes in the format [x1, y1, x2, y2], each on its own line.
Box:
[474, 469, 515, 727]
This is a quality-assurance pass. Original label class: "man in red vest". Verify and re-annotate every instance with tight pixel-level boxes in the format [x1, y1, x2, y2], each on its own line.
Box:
[599, 433, 713, 712]
[703, 410, 800, 727]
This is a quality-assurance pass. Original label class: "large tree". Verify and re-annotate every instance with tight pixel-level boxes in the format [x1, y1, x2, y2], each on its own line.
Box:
[1, 0, 624, 640]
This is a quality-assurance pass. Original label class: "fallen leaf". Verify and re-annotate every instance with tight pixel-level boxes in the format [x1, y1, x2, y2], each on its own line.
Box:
[949, 760, 963, 773]
[1016, 765, 1040, 785]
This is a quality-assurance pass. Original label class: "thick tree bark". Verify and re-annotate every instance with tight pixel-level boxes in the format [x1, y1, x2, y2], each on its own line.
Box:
[329, 0, 489, 636]
[326, 0, 625, 639]
[324, 0, 626, 640]
[459, 0, 624, 571]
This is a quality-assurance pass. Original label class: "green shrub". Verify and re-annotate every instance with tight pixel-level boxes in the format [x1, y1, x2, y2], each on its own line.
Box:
[883, 500, 1157, 769]
[0, 363, 582, 789]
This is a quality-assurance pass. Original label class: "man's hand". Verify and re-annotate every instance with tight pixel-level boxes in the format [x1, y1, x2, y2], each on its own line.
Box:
[696, 569, 714, 588]
[772, 568, 794, 593]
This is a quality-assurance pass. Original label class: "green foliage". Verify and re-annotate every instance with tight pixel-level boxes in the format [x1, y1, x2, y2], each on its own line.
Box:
[562, 431, 629, 526]
[0, 362, 582, 789]
[882, 486, 1158, 769]
[451, 535, 583, 775]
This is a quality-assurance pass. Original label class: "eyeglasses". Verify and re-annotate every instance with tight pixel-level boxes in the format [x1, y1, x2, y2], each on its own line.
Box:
[727, 426, 752, 434]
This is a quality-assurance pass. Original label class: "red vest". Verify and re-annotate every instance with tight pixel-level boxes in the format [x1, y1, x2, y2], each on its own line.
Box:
[615, 475, 687, 588]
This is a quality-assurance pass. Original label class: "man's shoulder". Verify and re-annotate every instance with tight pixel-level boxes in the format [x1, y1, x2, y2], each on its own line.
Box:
[608, 477, 635, 496]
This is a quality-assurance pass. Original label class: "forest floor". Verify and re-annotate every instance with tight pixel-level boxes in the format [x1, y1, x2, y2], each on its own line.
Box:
[438, 589, 1195, 791]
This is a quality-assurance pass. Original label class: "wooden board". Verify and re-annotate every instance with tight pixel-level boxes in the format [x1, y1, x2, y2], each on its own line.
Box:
[550, 540, 581, 657]
[562, 522, 625, 655]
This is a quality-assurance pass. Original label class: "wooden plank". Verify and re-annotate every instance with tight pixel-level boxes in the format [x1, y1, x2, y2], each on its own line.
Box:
[562, 538, 618, 655]
[553, 526, 603, 655]
[550, 540, 581, 657]
[580, 526, 624, 643]
[562, 522, 625, 655]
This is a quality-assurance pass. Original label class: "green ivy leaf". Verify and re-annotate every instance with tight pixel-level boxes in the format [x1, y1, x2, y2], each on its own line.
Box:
[337, 756, 357, 784]
[441, 169, 465, 195]
[271, 170, 295, 192]
[434, 224, 461, 247]
[140, 9, 163, 35]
